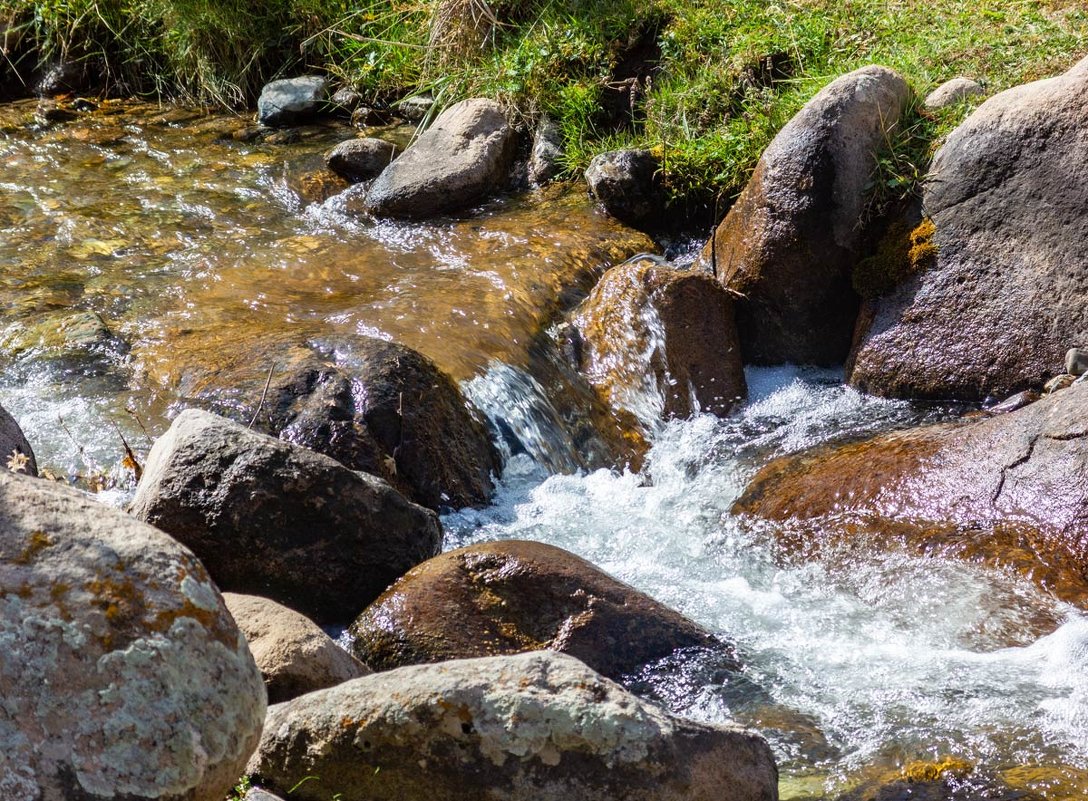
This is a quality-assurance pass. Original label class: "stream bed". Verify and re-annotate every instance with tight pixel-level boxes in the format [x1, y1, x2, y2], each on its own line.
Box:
[1, 99, 1086, 799]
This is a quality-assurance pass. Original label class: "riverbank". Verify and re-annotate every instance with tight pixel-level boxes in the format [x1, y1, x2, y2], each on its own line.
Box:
[3, 0, 1086, 211]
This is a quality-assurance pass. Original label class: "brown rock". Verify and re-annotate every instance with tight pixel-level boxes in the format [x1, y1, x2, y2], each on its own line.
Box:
[349, 539, 725, 680]
[849, 56, 1088, 401]
[571, 257, 747, 422]
[325, 137, 398, 183]
[734, 382, 1088, 604]
[696, 65, 911, 365]
[224, 593, 369, 704]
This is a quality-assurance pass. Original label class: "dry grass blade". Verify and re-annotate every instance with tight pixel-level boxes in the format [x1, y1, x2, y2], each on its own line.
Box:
[427, 0, 499, 69]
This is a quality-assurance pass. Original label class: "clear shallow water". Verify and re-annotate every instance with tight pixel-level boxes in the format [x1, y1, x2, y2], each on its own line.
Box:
[0, 101, 1086, 798]
[445, 368, 1088, 798]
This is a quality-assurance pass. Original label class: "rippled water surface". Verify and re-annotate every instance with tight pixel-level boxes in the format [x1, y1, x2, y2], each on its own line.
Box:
[2, 100, 1086, 799]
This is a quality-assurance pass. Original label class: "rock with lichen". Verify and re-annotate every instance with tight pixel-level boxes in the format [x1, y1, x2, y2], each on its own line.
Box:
[247, 651, 779, 801]
[0, 470, 265, 800]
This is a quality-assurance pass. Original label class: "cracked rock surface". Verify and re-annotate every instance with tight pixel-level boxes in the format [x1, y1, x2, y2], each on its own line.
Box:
[0, 471, 266, 801]
[733, 382, 1088, 605]
[247, 650, 779, 801]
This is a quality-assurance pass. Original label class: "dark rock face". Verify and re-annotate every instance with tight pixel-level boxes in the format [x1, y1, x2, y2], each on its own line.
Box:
[849, 56, 1088, 401]
[129, 409, 443, 624]
[325, 137, 398, 182]
[0, 403, 36, 476]
[250, 341, 501, 511]
[0, 470, 265, 801]
[364, 98, 515, 218]
[257, 76, 329, 127]
[248, 651, 780, 801]
[347, 337, 502, 510]
[734, 382, 1088, 605]
[571, 257, 747, 421]
[696, 65, 911, 365]
[349, 539, 725, 680]
[584, 149, 662, 228]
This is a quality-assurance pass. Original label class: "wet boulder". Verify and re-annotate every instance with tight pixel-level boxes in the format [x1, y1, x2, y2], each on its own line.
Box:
[696, 65, 911, 364]
[0, 403, 36, 476]
[345, 337, 502, 510]
[364, 98, 516, 218]
[733, 381, 1088, 604]
[584, 149, 662, 228]
[224, 593, 368, 704]
[571, 256, 747, 422]
[257, 76, 329, 127]
[0, 470, 265, 801]
[248, 651, 779, 801]
[325, 137, 398, 182]
[923, 77, 984, 110]
[849, 56, 1088, 401]
[349, 539, 724, 680]
[129, 409, 442, 624]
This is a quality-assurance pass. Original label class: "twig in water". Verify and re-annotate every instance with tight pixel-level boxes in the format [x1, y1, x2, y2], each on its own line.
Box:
[124, 405, 154, 445]
[248, 362, 277, 429]
[113, 423, 142, 482]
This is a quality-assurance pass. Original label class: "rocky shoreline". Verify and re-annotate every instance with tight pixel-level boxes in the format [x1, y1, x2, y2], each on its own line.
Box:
[2, 50, 1088, 801]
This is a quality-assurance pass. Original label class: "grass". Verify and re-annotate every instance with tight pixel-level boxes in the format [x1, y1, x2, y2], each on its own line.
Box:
[4, 0, 1087, 206]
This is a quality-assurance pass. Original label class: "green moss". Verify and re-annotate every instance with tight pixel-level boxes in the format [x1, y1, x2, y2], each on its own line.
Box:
[853, 217, 938, 299]
[4, 0, 1087, 206]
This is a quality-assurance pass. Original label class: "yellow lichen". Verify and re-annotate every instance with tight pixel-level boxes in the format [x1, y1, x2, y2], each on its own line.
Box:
[853, 216, 939, 299]
[901, 755, 973, 783]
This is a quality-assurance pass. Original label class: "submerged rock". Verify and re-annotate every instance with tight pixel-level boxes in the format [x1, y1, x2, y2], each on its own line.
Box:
[0, 403, 36, 476]
[257, 76, 329, 127]
[849, 56, 1088, 401]
[571, 256, 747, 422]
[325, 137, 398, 182]
[923, 76, 985, 110]
[0, 470, 265, 801]
[129, 409, 442, 623]
[696, 65, 911, 364]
[584, 149, 662, 228]
[224, 593, 369, 704]
[365, 98, 516, 218]
[734, 382, 1088, 604]
[248, 651, 779, 801]
[349, 539, 725, 679]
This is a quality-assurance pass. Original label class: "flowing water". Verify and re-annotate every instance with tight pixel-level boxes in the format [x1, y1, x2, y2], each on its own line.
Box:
[1, 100, 1086, 799]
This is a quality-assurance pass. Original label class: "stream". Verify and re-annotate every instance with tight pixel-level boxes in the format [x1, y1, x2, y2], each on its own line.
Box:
[1, 99, 1086, 799]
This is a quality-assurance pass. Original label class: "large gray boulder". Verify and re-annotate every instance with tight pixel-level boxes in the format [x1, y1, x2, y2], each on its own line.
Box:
[257, 76, 328, 127]
[349, 540, 725, 679]
[0, 470, 265, 800]
[224, 593, 369, 704]
[696, 65, 911, 364]
[129, 409, 442, 624]
[850, 56, 1088, 401]
[571, 256, 747, 422]
[0, 403, 36, 476]
[364, 98, 516, 218]
[248, 651, 779, 801]
[734, 381, 1088, 605]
